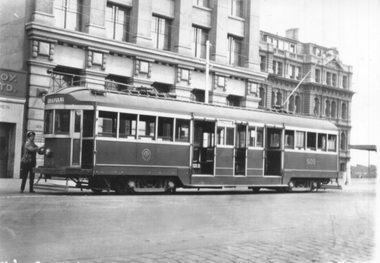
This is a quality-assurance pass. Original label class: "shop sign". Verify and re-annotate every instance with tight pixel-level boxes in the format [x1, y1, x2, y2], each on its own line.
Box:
[0, 68, 27, 99]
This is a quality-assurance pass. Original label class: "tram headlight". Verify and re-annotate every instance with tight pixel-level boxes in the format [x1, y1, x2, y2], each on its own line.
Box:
[45, 147, 53, 157]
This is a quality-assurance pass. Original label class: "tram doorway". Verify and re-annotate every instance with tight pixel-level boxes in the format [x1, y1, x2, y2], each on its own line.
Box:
[192, 120, 215, 175]
[265, 128, 283, 176]
[0, 123, 15, 178]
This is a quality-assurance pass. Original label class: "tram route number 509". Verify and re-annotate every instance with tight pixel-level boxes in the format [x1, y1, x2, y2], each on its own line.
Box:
[44, 158, 54, 165]
[307, 158, 316, 165]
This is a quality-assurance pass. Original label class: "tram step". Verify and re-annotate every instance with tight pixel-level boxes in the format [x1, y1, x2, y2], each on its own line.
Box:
[319, 184, 342, 190]
[133, 188, 168, 193]
[34, 183, 70, 191]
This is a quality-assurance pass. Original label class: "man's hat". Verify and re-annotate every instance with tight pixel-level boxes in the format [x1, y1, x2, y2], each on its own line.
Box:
[27, 131, 36, 138]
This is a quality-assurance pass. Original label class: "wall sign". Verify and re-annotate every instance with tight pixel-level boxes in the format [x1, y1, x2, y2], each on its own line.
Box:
[0, 68, 27, 99]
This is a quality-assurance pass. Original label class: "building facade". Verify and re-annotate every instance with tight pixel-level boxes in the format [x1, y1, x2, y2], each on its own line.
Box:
[259, 28, 354, 175]
[0, 0, 352, 178]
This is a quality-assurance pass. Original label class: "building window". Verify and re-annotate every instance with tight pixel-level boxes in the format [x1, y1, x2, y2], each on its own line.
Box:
[325, 100, 330, 117]
[152, 16, 171, 50]
[227, 95, 241, 107]
[332, 74, 337, 87]
[342, 103, 347, 120]
[227, 36, 243, 66]
[315, 69, 321, 83]
[231, 0, 243, 18]
[106, 4, 130, 42]
[276, 91, 282, 106]
[341, 132, 346, 151]
[342, 76, 348, 89]
[326, 72, 332, 86]
[259, 87, 265, 107]
[192, 26, 208, 59]
[54, 0, 83, 31]
[272, 61, 283, 76]
[289, 65, 295, 79]
[260, 55, 266, 72]
[288, 95, 295, 112]
[194, 0, 210, 8]
[331, 101, 337, 118]
[314, 97, 320, 115]
[295, 95, 301, 114]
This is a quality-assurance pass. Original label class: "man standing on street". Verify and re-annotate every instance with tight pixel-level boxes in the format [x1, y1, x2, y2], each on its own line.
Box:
[20, 131, 43, 193]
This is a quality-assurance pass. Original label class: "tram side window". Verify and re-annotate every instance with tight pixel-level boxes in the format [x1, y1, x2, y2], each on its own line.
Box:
[74, 111, 81, 133]
[44, 110, 53, 134]
[120, 113, 137, 138]
[317, 133, 327, 151]
[98, 111, 117, 137]
[248, 127, 256, 147]
[176, 119, 190, 142]
[216, 127, 234, 146]
[139, 115, 156, 140]
[158, 117, 173, 141]
[328, 134, 337, 152]
[83, 110, 94, 137]
[307, 132, 316, 150]
[237, 124, 246, 148]
[217, 127, 225, 145]
[296, 131, 305, 150]
[285, 130, 294, 149]
[55, 110, 70, 134]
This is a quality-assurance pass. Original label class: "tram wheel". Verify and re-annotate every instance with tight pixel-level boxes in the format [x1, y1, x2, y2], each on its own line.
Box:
[114, 177, 127, 195]
[251, 187, 261, 193]
[91, 189, 103, 194]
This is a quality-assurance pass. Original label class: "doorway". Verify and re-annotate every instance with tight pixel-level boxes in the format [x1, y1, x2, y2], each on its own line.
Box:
[0, 122, 15, 178]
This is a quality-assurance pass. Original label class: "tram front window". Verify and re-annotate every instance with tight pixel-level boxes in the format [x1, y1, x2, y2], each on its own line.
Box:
[44, 110, 53, 134]
[55, 110, 70, 134]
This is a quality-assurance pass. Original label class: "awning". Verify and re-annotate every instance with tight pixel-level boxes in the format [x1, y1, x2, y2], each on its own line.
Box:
[349, 145, 377, 152]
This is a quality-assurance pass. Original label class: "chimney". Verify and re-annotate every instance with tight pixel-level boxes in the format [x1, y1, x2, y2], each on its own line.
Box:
[286, 28, 299, 41]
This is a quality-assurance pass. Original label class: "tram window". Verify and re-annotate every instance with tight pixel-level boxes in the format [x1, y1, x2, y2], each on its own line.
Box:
[176, 119, 190, 142]
[55, 110, 70, 134]
[120, 113, 137, 138]
[203, 132, 214, 147]
[285, 130, 294, 149]
[257, 127, 263, 147]
[317, 133, 327, 151]
[74, 111, 81, 133]
[139, 115, 156, 140]
[217, 127, 225, 145]
[44, 110, 53, 134]
[158, 117, 173, 141]
[295, 131, 305, 150]
[226, 127, 234, 146]
[307, 132, 317, 150]
[98, 111, 117, 137]
[237, 125, 246, 148]
[269, 133, 280, 148]
[328, 134, 337, 152]
[248, 127, 256, 147]
[83, 111, 94, 137]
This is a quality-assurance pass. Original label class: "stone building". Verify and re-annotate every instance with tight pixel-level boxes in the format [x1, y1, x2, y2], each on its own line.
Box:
[0, 0, 352, 178]
[258, 28, 353, 175]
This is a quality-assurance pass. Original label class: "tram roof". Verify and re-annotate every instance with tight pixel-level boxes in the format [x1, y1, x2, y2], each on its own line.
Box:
[48, 87, 338, 133]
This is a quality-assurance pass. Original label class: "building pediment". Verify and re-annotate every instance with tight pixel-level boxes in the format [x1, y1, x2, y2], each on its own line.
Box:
[325, 59, 345, 70]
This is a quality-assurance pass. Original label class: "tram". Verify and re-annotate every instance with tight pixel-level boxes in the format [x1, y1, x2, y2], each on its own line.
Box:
[34, 86, 341, 194]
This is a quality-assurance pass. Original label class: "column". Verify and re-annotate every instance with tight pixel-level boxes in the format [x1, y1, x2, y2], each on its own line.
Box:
[242, 0, 260, 71]
[82, 0, 107, 37]
[172, 0, 193, 56]
[130, 0, 153, 48]
[209, 0, 229, 63]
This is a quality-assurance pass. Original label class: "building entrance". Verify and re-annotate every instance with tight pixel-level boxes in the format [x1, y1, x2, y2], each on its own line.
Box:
[0, 122, 16, 178]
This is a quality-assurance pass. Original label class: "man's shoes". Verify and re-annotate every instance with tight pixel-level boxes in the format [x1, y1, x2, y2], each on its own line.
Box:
[30, 190, 36, 193]
[19, 190, 23, 193]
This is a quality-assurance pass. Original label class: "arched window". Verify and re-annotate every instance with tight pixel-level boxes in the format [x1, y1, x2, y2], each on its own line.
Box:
[288, 95, 295, 112]
[314, 97, 320, 116]
[331, 101, 336, 118]
[276, 91, 282, 106]
[340, 132, 346, 150]
[259, 87, 265, 107]
[295, 95, 301, 114]
[271, 91, 276, 106]
[325, 100, 330, 117]
[342, 103, 347, 120]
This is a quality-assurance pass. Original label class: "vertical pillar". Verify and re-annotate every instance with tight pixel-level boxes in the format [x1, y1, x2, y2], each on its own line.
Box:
[243, 0, 260, 71]
[209, 0, 228, 63]
[31, 0, 55, 25]
[83, 0, 106, 37]
[130, 0, 153, 47]
[172, 0, 192, 56]
[345, 160, 351, 185]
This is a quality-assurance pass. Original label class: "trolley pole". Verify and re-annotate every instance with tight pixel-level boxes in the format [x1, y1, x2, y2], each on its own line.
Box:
[205, 40, 210, 104]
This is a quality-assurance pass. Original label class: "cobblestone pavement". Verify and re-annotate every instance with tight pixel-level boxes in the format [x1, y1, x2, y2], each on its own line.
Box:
[1, 179, 377, 263]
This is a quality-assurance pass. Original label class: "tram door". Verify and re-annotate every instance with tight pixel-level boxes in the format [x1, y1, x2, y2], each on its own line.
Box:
[72, 110, 82, 166]
[215, 120, 235, 176]
[265, 128, 283, 176]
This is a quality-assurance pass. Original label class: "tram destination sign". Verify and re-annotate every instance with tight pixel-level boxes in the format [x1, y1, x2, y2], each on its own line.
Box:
[47, 97, 65, 104]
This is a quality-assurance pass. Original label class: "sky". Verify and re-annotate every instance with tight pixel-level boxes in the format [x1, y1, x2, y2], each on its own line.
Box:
[259, 0, 380, 170]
